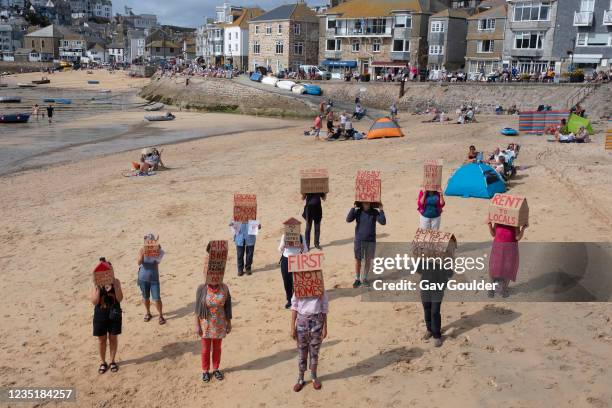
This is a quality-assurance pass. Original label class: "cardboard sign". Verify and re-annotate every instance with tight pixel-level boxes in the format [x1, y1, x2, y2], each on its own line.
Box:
[288, 253, 324, 298]
[93, 261, 115, 286]
[204, 240, 228, 285]
[233, 193, 257, 222]
[422, 159, 443, 191]
[284, 217, 302, 248]
[300, 169, 329, 194]
[144, 238, 160, 258]
[412, 228, 457, 258]
[488, 193, 529, 227]
[355, 170, 381, 203]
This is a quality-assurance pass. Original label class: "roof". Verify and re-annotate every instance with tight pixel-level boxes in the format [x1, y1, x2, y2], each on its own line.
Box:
[108, 42, 124, 49]
[283, 217, 301, 225]
[146, 40, 181, 48]
[323, 0, 447, 17]
[25, 24, 63, 38]
[249, 3, 316, 22]
[431, 8, 470, 19]
[468, 4, 507, 19]
[227, 7, 264, 28]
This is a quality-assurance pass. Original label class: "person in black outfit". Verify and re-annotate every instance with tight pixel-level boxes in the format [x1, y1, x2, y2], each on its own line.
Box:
[90, 258, 124, 374]
[302, 193, 326, 250]
[46, 104, 54, 123]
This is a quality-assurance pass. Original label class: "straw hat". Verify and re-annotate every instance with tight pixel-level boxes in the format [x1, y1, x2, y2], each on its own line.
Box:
[141, 147, 154, 155]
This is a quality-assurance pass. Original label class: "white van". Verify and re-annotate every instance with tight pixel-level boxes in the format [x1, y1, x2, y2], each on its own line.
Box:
[299, 65, 332, 80]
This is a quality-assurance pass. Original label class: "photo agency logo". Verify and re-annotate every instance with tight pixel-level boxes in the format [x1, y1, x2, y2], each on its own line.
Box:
[362, 241, 612, 302]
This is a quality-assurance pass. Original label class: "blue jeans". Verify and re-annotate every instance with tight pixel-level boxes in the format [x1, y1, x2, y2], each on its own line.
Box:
[138, 280, 161, 301]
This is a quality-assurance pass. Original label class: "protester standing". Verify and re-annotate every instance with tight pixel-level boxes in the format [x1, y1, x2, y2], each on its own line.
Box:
[418, 251, 453, 347]
[291, 291, 329, 392]
[90, 258, 123, 374]
[346, 202, 386, 288]
[230, 220, 260, 276]
[278, 225, 308, 308]
[302, 193, 326, 250]
[417, 190, 445, 230]
[488, 222, 527, 297]
[138, 234, 166, 325]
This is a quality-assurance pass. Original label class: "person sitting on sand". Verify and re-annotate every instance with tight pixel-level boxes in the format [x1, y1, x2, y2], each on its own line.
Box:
[465, 145, 478, 163]
[571, 103, 585, 117]
[554, 119, 570, 142]
[423, 109, 440, 123]
[507, 104, 518, 115]
[487, 148, 501, 164]
[575, 126, 590, 143]
[465, 108, 477, 123]
[138, 234, 166, 325]
[344, 118, 355, 139]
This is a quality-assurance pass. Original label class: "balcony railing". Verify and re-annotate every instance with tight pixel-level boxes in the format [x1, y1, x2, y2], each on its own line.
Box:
[603, 10, 612, 25]
[390, 51, 410, 61]
[573, 11, 593, 26]
[324, 50, 342, 59]
[334, 26, 392, 37]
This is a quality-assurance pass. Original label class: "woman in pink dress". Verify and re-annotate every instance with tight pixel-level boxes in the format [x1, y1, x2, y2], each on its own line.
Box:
[488, 222, 527, 297]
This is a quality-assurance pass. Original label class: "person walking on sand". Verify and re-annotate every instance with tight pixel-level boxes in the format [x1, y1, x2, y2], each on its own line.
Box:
[90, 258, 123, 374]
[417, 189, 445, 230]
[138, 234, 166, 325]
[229, 220, 261, 276]
[194, 272, 232, 382]
[32, 104, 40, 120]
[390, 103, 398, 122]
[487, 221, 527, 298]
[313, 114, 322, 141]
[302, 192, 326, 250]
[291, 289, 328, 392]
[346, 202, 386, 288]
[46, 104, 54, 123]
[279, 222, 308, 309]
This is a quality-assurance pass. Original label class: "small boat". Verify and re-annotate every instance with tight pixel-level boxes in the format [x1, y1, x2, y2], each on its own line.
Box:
[277, 80, 296, 91]
[261, 76, 279, 87]
[87, 80, 100, 84]
[32, 79, 50, 84]
[302, 84, 322, 96]
[291, 85, 305, 94]
[0, 113, 30, 123]
[145, 113, 175, 122]
[250, 72, 263, 82]
[0, 96, 21, 103]
[0, 84, 8, 88]
[18, 83, 36, 88]
[42, 98, 72, 104]
[99, 89, 111, 93]
[144, 102, 164, 112]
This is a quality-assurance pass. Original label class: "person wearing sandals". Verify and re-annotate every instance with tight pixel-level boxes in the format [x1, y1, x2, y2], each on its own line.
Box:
[90, 258, 123, 374]
[194, 278, 232, 382]
[291, 291, 328, 392]
[138, 234, 166, 325]
[487, 221, 527, 298]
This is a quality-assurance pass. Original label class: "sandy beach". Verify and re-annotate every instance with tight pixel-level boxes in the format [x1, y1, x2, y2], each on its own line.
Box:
[1, 72, 612, 407]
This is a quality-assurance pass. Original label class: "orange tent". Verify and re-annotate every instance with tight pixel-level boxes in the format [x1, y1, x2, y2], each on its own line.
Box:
[366, 117, 404, 139]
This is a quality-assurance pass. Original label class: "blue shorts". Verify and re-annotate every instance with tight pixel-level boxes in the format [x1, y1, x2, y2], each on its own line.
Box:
[354, 240, 376, 260]
[138, 280, 161, 301]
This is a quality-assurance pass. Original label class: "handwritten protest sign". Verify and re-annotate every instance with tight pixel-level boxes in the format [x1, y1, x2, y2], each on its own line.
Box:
[411, 228, 457, 258]
[144, 237, 160, 258]
[248, 220, 259, 236]
[204, 240, 228, 285]
[93, 261, 115, 286]
[288, 252, 324, 298]
[422, 159, 443, 191]
[488, 193, 529, 227]
[355, 170, 381, 203]
[300, 169, 329, 194]
[233, 194, 257, 222]
[283, 217, 302, 248]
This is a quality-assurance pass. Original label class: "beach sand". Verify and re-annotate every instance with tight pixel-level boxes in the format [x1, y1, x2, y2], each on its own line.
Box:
[1, 75, 612, 407]
[1, 69, 149, 91]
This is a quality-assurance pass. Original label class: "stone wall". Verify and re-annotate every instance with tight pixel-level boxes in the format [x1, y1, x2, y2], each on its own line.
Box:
[0, 61, 58, 73]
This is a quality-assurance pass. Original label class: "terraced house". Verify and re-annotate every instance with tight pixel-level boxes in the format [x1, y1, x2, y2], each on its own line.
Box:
[465, 4, 507, 77]
[318, 0, 448, 77]
[427, 8, 469, 74]
[248, 3, 320, 73]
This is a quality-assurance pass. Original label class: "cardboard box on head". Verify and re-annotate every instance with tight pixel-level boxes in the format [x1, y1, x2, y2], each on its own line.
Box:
[422, 159, 443, 191]
[144, 237, 160, 258]
[355, 170, 381, 203]
[204, 240, 228, 285]
[288, 252, 324, 298]
[233, 193, 257, 223]
[283, 217, 302, 248]
[300, 169, 329, 194]
[93, 260, 115, 286]
[412, 228, 457, 258]
[488, 193, 529, 227]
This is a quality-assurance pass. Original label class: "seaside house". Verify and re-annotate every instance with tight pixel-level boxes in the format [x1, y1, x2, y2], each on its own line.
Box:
[85, 41, 107, 63]
[317, 0, 447, 78]
[24, 24, 63, 61]
[108, 42, 125, 63]
[248, 3, 320, 73]
[58, 29, 87, 62]
[126, 28, 145, 63]
[200, 2, 244, 66]
[501, 0, 558, 75]
[551, 0, 611, 74]
[223, 7, 264, 70]
[427, 8, 469, 75]
[0, 23, 15, 61]
[145, 28, 182, 61]
[465, 4, 507, 78]
[182, 34, 196, 61]
[91, 0, 111, 20]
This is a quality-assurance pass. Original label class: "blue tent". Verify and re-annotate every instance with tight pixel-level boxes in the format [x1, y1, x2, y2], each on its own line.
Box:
[445, 163, 506, 199]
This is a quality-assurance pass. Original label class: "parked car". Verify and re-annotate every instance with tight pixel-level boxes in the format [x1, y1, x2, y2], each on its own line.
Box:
[299, 65, 332, 80]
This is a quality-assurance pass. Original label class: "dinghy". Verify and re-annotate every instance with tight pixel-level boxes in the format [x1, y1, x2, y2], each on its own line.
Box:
[0, 96, 21, 103]
[291, 85, 305, 94]
[261, 76, 279, 87]
[144, 103, 165, 111]
[0, 113, 30, 123]
[277, 80, 296, 91]
[145, 113, 175, 121]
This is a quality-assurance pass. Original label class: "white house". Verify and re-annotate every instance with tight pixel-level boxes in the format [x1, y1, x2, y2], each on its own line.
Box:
[86, 42, 107, 63]
[222, 7, 263, 70]
[108, 42, 124, 63]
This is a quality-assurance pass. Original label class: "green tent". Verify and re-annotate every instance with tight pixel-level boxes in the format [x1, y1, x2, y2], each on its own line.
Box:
[567, 113, 594, 135]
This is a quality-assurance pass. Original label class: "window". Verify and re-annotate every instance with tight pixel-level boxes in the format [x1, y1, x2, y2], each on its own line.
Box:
[351, 39, 360, 52]
[477, 40, 495, 52]
[32, 40, 35, 47]
[370, 18, 387, 34]
[429, 45, 444, 54]
[277, 24, 282, 34]
[514, 31, 544, 49]
[326, 39, 341, 51]
[478, 18, 495, 30]
[169, 47, 174, 53]
[294, 23, 301, 35]
[275, 41, 283, 54]
[266, 26, 272, 35]
[255, 25, 260, 34]
[41, 40, 45, 47]
[513, 2, 550, 21]
[392, 39, 409, 52]
[372, 38, 381, 52]
[253, 40, 260, 54]
[579, 0, 594, 12]
[431, 21, 444, 32]
[155, 47, 161, 52]
[234, 43, 238, 52]
[394, 14, 411, 28]
[294, 42, 303, 55]
[576, 32, 610, 46]
[327, 18, 336, 29]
